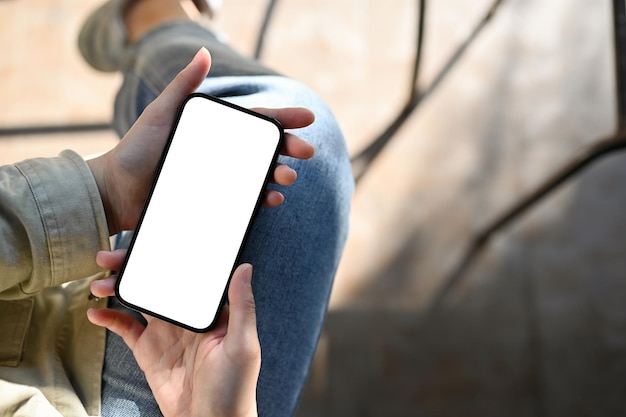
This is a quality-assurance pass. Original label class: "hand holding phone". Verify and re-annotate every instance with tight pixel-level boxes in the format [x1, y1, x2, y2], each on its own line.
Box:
[115, 93, 283, 332]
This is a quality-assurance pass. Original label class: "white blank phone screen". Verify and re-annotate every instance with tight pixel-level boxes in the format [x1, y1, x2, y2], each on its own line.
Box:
[116, 95, 282, 331]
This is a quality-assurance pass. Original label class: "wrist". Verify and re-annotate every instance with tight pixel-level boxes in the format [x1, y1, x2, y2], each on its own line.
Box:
[86, 154, 119, 235]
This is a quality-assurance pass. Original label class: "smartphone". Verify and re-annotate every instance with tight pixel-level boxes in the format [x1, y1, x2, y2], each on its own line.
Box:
[115, 93, 283, 332]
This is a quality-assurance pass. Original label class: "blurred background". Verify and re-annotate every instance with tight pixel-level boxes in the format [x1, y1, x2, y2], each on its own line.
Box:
[2, 0, 626, 416]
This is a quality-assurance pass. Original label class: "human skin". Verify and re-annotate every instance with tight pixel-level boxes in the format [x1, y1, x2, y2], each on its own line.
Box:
[86, 47, 316, 236]
[89, 250, 261, 417]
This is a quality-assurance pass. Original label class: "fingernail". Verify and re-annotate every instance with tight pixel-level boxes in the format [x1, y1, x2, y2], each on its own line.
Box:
[194, 47, 209, 60]
[242, 264, 253, 284]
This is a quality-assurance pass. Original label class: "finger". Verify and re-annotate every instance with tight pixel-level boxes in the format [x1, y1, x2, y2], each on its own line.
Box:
[87, 308, 145, 350]
[280, 133, 315, 160]
[271, 163, 297, 186]
[251, 109, 315, 160]
[226, 264, 260, 358]
[95, 249, 128, 271]
[253, 107, 315, 130]
[134, 48, 212, 131]
[90, 275, 117, 298]
[261, 190, 284, 208]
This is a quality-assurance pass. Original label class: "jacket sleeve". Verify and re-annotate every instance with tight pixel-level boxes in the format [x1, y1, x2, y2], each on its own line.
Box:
[0, 150, 111, 299]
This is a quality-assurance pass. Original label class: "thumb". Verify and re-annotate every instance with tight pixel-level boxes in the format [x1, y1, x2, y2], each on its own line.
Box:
[137, 47, 212, 130]
[226, 264, 261, 359]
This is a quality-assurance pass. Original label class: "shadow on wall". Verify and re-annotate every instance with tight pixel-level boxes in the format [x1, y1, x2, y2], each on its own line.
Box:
[297, 150, 626, 417]
[295, 0, 626, 414]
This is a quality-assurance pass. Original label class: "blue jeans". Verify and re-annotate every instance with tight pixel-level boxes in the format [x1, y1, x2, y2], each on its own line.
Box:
[101, 22, 353, 417]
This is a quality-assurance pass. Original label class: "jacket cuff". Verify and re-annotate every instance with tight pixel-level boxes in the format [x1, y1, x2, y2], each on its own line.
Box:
[15, 150, 111, 292]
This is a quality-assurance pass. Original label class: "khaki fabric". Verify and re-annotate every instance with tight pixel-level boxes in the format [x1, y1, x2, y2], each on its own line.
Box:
[0, 150, 111, 416]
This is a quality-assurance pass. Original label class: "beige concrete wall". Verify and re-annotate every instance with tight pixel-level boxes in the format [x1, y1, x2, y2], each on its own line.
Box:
[2, 1, 624, 416]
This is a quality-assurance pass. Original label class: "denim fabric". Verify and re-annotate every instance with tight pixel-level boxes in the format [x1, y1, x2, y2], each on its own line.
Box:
[110, 22, 276, 138]
[101, 21, 353, 417]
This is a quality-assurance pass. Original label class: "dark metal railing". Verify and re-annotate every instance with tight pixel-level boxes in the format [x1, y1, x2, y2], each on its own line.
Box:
[428, 0, 626, 313]
[2, 1, 625, 308]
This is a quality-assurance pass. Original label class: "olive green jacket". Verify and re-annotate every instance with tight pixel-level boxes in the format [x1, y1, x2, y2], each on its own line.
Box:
[0, 150, 110, 416]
